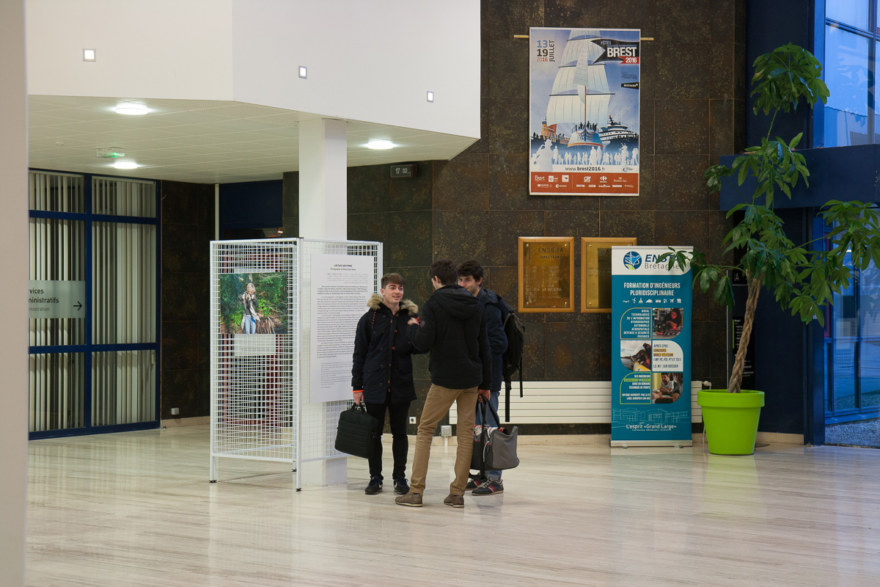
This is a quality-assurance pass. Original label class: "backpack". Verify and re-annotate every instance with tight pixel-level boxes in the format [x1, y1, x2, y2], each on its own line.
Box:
[494, 295, 525, 421]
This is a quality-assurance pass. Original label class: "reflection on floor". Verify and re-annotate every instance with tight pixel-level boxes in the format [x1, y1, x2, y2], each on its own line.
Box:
[826, 418, 880, 448]
[27, 425, 880, 586]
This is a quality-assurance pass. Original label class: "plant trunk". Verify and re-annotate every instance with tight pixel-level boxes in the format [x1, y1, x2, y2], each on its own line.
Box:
[727, 274, 763, 393]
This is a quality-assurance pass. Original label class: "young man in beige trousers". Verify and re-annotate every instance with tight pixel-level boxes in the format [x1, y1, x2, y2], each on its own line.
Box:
[395, 259, 490, 508]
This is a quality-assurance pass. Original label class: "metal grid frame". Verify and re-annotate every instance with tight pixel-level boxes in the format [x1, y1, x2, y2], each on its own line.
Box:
[209, 238, 380, 488]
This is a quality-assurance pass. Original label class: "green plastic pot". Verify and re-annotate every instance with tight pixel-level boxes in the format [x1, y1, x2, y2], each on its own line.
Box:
[698, 389, 765, 455]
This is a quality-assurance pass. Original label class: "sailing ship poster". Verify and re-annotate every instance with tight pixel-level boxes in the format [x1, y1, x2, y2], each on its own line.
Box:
[529, 27, 640, 196]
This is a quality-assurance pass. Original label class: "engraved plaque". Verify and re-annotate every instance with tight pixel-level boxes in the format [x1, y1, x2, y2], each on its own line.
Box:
[518, 237, 574, 313]
[581, 237, 637, 313]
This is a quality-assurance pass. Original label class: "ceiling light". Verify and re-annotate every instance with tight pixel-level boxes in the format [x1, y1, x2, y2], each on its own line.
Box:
[426, 90, 435, 102]
[113, 102, 149, 116]
[83, 49, 96, 62]
[112, 160, 139, 170]
[298, 65, 308, 79]
[366, 139, 395, 150]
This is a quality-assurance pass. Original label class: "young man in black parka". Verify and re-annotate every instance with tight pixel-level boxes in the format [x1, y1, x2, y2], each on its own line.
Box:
[351, 273, 420, 496]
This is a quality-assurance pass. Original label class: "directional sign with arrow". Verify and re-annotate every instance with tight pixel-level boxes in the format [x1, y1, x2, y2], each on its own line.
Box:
[28, 280, 86, 319]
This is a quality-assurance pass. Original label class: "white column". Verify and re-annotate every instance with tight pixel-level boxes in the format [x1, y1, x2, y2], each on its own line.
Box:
[298, 118, 349, 486]
[298, 118, 347, 240]
[0, 0, 29, 584]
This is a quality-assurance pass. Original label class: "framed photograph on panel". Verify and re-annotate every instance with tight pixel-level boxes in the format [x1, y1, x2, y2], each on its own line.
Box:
[518, 237, 575, 313]
[581, 237, 637, 313]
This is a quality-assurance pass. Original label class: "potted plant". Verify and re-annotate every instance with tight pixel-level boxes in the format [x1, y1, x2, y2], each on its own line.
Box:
[661, 43, 880, 454]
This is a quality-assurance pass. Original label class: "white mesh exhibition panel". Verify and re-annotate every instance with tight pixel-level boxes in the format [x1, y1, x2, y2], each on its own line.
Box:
[209, 238, 381, 488]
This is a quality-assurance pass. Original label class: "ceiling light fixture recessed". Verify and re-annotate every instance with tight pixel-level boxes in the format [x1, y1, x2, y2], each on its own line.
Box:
[426, 90, 435, 103]
[366, 139, 395, 150]
[112, 160, 139, 170]
[83, 49, 96, 62]
[298, 65, 308, 79]
[113, 102, 149, 116]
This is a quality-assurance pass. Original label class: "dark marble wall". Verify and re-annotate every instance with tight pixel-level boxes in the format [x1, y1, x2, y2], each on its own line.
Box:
[160, 181, 215, 420]
[345, 163, 436, 420]
[281, 0, 747, 432]
[347, 0, 742, 427]
[281, 171, 299, 237]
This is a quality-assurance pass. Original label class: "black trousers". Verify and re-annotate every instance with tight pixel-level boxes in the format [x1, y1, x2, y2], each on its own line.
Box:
[364, 397, 411, 480]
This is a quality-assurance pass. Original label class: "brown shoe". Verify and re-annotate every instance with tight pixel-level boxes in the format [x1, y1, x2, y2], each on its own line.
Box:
[443, 493, 464, 508]
[395, 492, 423, 507]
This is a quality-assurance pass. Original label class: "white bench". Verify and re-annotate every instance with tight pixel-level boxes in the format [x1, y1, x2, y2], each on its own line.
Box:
[449, 381, 704, 425]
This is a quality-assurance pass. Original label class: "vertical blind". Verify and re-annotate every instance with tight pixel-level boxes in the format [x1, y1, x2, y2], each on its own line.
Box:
[29, 171, 158, 433]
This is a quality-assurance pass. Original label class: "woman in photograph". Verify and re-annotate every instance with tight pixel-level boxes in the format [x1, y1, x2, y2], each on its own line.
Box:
[240, 282, 260, 334]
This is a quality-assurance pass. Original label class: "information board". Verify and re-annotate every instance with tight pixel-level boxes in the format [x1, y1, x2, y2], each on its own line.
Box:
[309, 254, 375, 403]
[610, 246, 692, 446]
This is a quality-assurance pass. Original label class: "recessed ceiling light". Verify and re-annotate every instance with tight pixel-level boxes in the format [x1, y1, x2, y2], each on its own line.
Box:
[366, 139, 395, 150]
[83, 49, 96, 62]
[298, 65, 308, 79]
[426, 90, 435, 102]
[112, 160, 139, 170]
[113, 102, 149, 116]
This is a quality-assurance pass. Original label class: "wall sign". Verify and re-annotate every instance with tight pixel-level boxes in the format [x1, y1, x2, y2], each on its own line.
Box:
[28, 280, 86, 319]
[518, 237, 574, 313]
[581, 237, 637, 312]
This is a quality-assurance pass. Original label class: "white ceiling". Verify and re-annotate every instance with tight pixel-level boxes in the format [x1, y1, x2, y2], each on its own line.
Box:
[27, 95, 478, 185]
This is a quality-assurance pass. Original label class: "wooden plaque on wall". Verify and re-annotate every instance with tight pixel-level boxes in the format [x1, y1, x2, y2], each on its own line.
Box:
[580, 237, 637, 313]
[518, 237, 574, 313]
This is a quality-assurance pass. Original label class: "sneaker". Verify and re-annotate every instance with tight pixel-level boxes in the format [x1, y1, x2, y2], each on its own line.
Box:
[364, 476, 383, 495]
[472, 479, 503, 496]
[443, 493, 465, 508]
[465, 474, 485, 491]
[393, 478, 409, 495]
[395, 492, 423, 507]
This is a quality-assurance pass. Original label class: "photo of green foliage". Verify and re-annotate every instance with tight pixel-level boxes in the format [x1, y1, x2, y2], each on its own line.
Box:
[219, 272, 288, 334]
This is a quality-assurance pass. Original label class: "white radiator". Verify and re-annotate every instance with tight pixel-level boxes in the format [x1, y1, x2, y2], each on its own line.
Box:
[449, 381, 704, 425]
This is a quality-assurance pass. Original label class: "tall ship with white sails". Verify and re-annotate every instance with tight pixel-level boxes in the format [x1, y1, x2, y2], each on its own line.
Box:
[542, 28, 638, 150]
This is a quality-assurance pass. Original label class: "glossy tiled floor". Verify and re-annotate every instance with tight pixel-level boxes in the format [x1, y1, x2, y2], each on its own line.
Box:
[26, 425, 880, 586]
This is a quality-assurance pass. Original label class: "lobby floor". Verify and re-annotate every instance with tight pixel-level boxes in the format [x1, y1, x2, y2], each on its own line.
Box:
[26, 425, 880, 586]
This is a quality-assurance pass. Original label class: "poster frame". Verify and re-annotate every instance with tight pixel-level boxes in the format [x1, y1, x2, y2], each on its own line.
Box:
[580, 237, 637, 313]
[517, 236, 575, 313]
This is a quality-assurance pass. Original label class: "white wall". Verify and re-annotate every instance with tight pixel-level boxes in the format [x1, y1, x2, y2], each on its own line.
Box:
[26, 0, 235, 99]
[26, 0, 481, 138]
[0, 0, 29, 582]
[231, 0, 480, 137]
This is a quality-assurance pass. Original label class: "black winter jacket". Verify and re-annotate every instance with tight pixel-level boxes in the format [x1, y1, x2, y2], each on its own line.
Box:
[407, 284, 491, 390]
[477, 288, 508, 356]
[351, 294, 420, 404]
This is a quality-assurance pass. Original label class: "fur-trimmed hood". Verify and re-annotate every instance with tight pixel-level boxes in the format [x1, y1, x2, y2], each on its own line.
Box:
[366, 293, 418, 314]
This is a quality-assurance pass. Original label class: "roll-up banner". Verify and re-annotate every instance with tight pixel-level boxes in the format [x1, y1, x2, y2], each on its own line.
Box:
[611, 246, 692, 446]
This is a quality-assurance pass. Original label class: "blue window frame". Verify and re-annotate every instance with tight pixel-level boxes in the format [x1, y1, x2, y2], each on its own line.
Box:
[28, 170, 161, 438]
[815, 0, 880, 147]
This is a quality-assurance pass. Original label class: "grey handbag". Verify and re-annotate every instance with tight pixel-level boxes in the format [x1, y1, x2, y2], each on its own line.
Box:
[477, 399, 520, 471]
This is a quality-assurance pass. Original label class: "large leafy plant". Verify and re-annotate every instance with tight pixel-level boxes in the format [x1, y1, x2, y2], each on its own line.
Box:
[662, 43, 880, 393]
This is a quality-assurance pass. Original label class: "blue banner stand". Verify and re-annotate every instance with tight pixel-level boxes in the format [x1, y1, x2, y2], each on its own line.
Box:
[610, 246, 692, 447]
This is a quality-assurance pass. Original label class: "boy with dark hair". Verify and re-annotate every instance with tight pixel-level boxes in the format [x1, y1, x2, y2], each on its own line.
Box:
[457, 260, 507, 495]
[351, 272, 420, 496]
[395, 260, 491, 508]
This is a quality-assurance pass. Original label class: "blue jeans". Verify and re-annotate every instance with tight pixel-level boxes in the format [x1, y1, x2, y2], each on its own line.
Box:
[474, 388, 502, 482]
[242, 315, 256, 334]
